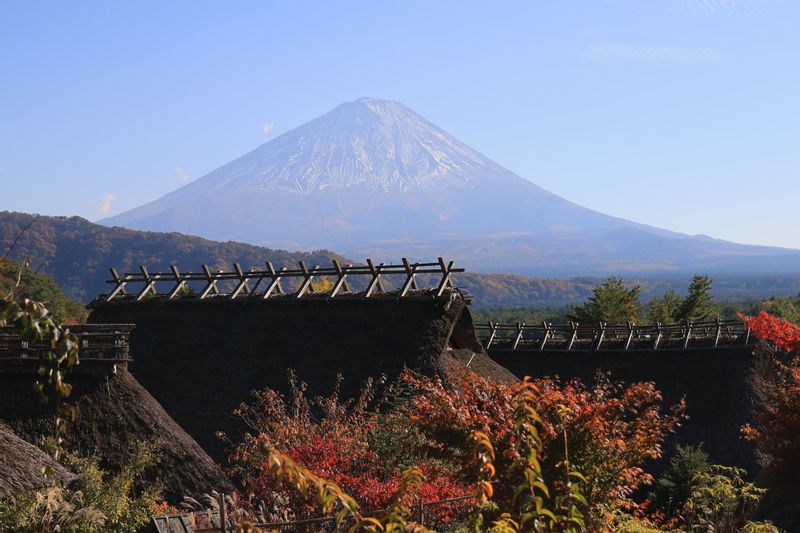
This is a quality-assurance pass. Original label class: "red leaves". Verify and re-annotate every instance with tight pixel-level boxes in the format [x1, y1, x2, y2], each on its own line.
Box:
[739, 312, 800, 487]
[230, 375, 469, 525]
[404, 370, 682, 518]
[741, 311, 800, 352]
[231, 368, 682, 527]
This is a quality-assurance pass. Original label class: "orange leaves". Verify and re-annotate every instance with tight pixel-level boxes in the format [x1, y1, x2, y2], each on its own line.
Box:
[741, 311, 800, 352]
[471, 431, 496, 503]
[739, 312, 800, 486]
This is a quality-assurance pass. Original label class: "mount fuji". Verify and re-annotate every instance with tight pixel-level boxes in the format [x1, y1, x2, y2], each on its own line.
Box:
[102, 97, 800, 276]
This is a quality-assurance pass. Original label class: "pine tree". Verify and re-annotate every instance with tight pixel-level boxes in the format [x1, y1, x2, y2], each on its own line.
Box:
[648, 289, 683, 324]
[675, 275, 715, 322]
[569, 276, 642, 324]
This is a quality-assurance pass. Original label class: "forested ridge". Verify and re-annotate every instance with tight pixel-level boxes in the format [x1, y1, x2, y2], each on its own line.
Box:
[3, 211, 800, 309]
[0, 211, 347, 302]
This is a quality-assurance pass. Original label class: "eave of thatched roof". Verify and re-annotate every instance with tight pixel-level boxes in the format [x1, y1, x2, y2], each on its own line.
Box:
[0, 421, 75, 501]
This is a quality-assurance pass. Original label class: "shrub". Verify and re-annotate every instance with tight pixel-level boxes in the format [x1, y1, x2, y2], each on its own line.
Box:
[402, 370, 683, 527]
[682, 465, 766, 533]
[230, 373, 470, 528]
[0, 442, 162, 533]
[650, 444, 711, 517]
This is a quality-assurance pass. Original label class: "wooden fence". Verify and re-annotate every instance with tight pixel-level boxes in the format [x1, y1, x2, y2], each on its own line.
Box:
[475, 319, 753, 352]
[98, 258, 464, 302]
[151, 493, 475, 532]
[0, 324, 133, 362]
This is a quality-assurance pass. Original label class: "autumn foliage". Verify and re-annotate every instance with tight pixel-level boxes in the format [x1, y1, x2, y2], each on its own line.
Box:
[403, 371, 683, 527]
[230, 374, 470, 527]
[741, 312, 800, 488]
[230, 369, 682, 528]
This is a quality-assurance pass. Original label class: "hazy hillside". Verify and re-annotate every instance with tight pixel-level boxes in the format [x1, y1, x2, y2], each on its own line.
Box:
[102, 97, 800, 276]
[3, 211, 799, 308]
[462, 272, 800, 310]
[0, 211, 346, 302]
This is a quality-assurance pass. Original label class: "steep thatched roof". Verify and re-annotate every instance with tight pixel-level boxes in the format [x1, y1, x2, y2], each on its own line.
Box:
[0, 366, 232, 501]
[88, 290, 514, 461]
[0, 421, 75, 501]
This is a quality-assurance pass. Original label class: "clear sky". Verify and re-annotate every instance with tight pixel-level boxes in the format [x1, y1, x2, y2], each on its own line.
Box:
[1, 0, 798, 248]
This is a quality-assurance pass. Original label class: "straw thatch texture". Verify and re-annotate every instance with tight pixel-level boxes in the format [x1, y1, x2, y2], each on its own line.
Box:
[0, 366, 232, 501]
[0, 422, 75, 501]
[87, 290, 514, 461]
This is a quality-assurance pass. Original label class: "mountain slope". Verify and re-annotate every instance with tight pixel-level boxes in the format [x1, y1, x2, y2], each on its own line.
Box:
[0, 211, 345, 302]
[94, 97, 800, 275]
[3, 211, 800, 308]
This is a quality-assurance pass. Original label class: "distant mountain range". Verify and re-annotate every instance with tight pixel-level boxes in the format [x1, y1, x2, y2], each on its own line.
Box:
[3, 212, 800, 308]
[102, 97, 800, 276]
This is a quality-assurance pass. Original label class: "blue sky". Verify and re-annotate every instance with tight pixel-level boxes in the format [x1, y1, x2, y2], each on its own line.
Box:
[1, 0, 798, 248]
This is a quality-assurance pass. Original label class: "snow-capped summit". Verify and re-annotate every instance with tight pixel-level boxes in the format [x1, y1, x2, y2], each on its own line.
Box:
[102, 98, 800, 276]
[176, 97, 525, 194]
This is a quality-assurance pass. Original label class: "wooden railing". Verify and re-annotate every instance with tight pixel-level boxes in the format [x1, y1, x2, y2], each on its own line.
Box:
[0, 324, 133, 362]
[96, 258, 464, 302]
[476, 319, 753, 352]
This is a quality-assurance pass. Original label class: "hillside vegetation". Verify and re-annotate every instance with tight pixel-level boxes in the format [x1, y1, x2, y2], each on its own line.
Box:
[0, 211, 346, 302]
[0, 258, 86, 322]
[3, 211, 800, 309]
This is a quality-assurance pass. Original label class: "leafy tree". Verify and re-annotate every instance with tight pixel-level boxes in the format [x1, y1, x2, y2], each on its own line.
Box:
[761, 295, 800, 325]
[675, 275, 715, 322]
[568, 276, 641, 324]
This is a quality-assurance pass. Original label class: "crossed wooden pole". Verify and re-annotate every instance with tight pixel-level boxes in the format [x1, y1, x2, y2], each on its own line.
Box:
[103, 257, 463, 302]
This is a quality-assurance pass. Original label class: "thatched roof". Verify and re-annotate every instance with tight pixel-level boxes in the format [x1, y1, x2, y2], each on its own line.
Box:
[87, 290, 514, 461]
[0, 366, 232, 501]
[0, 421, 75, 501]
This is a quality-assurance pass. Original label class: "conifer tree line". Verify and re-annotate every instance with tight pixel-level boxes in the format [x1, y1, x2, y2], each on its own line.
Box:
[569, 275, 716, 324]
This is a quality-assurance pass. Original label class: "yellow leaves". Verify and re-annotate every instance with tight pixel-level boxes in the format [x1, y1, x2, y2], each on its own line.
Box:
[480, 481, 494, 500]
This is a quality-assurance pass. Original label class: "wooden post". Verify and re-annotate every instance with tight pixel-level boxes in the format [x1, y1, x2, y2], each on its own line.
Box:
[199, 264, 220, 299]
[329, 260, 352, 298]
[399, 257, 420, 297]
[653, 323, 662, 350]
[230, 263, 251, 298]
[485, 322, 498, 349]
[714, 318, 722, 349]
[512, 322, 525, 350]
[218, 492, 226, 533]
[296, 261, 315, 298]
[136, 266, 157, 301]
[683, 321, 693, 350]
[167, 265, 187, 299]
[594, 323, 606, 351]
[364, 259, 385, 298]
[107, 268, 127, 300]
[539, 321, 550, 350]
[567, 322, 578, 351]
[435, 257, 455, 297]
[624, 322, 635, 351]
[262, 262, 284, 299]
